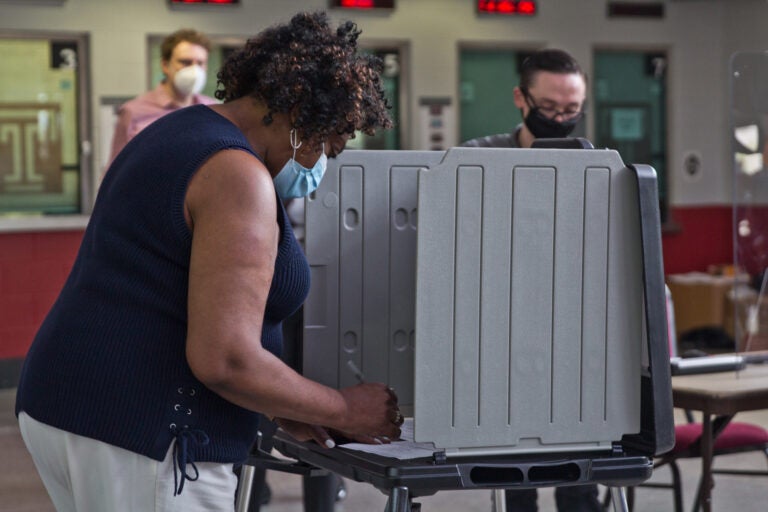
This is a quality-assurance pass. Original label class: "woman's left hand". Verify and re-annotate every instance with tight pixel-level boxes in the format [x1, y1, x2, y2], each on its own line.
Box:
[275, 418, 336, 448]
[275, 418, 397, 447]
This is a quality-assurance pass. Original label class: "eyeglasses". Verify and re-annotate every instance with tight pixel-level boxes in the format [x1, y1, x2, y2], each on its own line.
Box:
[522, 89, 584, 122]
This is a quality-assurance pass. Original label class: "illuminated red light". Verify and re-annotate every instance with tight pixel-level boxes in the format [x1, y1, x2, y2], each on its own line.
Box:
[478, 0, 537, 15]
[170, 0, 238, 3]
[335, 0, 394, 8]
[498, 1, 515, 13]
[341, 0, 375, 8]
[518, 1, 536, 14]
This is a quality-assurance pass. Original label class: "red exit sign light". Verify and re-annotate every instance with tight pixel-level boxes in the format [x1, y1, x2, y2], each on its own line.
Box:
[478, 0, 537, 15]
[170, 0, 239, 4]
[332, 0, 395, 9]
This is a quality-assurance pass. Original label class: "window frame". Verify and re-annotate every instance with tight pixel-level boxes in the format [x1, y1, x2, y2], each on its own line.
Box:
[0, 29, 92, 233]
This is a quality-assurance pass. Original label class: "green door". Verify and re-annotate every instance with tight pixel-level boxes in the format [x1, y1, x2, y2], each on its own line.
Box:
[594, 50, 668, 221]
[459, 49, 521, 144]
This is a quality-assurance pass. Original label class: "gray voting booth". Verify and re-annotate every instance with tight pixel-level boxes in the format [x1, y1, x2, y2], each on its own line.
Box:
[241, 145, 674, 512]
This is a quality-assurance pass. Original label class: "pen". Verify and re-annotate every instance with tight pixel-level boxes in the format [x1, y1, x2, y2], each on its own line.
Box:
[346, 359, 391, 444]
[346, 360, 365, 384]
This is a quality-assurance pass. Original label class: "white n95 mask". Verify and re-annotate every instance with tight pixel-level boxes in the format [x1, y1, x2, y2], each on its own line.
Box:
[173, 65, 206, 96]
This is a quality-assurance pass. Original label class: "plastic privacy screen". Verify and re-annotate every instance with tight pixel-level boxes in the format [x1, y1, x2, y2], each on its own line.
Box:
[303, 148, 643, 454]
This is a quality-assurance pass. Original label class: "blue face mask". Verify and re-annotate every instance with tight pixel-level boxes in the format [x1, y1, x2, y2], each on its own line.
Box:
[273, 133, 327, 200]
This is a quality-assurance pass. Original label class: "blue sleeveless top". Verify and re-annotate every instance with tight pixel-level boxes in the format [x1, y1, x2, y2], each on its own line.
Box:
[16, 106, 310, 478]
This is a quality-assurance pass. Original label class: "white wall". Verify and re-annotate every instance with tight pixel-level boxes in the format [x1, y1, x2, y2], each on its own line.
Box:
[0, 0, 759, 207]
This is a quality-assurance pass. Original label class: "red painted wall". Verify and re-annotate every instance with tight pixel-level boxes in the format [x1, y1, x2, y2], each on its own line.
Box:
[0, 231, 83, 359]
[0, 205, 735, 362]
[662, 205, 733, 275]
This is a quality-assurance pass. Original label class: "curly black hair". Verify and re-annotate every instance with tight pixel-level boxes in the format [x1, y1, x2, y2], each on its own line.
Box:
[216, 11, 392, 146]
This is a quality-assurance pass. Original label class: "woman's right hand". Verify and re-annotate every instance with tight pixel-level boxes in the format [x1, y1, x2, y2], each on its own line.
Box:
[337, 382, 403, 440]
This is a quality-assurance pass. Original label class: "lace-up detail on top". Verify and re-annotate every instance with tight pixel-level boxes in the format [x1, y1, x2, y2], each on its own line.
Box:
[171, 425, 210, 495]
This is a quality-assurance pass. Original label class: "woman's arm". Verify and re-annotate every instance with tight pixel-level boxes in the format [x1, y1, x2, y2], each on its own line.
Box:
[184, 149, 399, 439]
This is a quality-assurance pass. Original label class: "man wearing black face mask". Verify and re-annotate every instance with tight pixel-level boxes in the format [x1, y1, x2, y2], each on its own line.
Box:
[462, 49, 599, 512]
[461, 48, 586, 150]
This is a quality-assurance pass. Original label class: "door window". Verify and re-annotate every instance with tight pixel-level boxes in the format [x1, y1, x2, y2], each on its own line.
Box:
[594, 50, 668, 222]
[0, 34, 89, 216]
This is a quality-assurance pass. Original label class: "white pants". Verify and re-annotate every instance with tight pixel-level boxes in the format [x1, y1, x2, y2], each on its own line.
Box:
[18, 412, 237, 512]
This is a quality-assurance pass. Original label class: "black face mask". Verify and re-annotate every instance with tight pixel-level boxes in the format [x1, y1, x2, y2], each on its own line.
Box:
[523, 107, 580, 139]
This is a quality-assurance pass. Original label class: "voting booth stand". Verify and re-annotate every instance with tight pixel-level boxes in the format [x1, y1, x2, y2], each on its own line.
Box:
[238, 144, 675, 512]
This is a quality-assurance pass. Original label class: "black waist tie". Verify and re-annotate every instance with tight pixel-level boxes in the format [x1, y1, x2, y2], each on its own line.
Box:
[171, 426, 210, 495]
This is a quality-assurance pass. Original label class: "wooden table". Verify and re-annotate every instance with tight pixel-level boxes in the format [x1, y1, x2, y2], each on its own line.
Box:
[671, 364, 768, 512]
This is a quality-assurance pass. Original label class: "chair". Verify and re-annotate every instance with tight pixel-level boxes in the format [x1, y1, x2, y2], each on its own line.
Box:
[237, 145, 674, 512]
[615, 287, 768, 512]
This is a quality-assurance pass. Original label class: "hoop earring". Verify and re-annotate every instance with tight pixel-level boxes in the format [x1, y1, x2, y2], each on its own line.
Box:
[289, 129, 303, 150]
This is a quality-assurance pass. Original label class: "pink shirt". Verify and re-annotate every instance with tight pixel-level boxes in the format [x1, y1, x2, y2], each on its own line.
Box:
[108, 83, 218, 165]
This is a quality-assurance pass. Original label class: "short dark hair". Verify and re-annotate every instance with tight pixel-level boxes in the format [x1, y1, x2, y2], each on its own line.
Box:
[161, 29, 211, 62]
[519, 49, 585, 91]
[215, 11, 392, 146]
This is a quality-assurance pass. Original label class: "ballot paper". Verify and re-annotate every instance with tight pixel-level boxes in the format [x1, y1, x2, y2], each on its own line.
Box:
[338, 419, 439, 460]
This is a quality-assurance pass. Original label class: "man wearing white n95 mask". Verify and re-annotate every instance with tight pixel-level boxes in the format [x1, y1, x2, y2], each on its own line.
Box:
[107, 28, 218, 167]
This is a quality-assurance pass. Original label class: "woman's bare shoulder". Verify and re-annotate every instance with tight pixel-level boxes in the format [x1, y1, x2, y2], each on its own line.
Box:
[185, 148, 276, 229]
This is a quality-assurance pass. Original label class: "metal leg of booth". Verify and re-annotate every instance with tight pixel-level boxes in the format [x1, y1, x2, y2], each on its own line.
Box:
[610, 487, 630, 512]
[235, 464, 255, 512]
[384, 486, 423, 512]
[493, 489, 507, 512]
